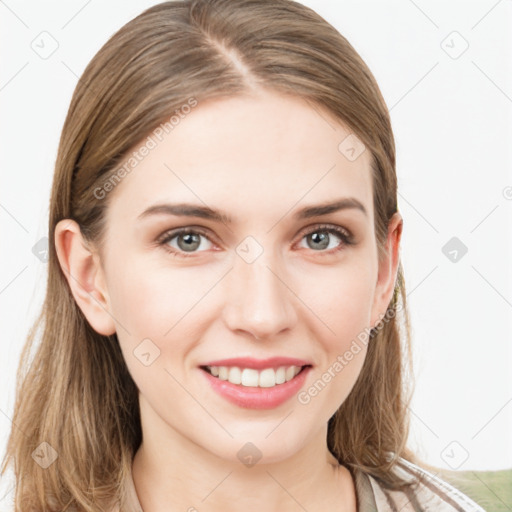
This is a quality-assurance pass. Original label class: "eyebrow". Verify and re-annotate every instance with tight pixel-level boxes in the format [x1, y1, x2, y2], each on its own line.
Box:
[137, 197, 367, 224]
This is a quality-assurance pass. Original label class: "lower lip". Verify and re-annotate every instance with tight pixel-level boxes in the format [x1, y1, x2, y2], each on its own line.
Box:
[200, 367, 312, 410]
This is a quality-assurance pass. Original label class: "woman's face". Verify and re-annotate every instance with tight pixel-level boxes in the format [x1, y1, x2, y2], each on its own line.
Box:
[69, 90, 401, 464]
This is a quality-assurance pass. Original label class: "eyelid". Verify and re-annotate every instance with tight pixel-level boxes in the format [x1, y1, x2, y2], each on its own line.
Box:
[155, 225, 214, 245]
[156, 222, 354, 258]
[155, 226, 217, 258]
[295, 222, 353, 242]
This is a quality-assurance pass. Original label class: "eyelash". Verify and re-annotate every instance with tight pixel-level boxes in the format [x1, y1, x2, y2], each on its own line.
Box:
[156, 224, 354, 259]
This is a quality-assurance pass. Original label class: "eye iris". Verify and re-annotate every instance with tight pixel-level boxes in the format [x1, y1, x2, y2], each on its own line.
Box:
[178, 233, 201, 252]
[308, 231, 330, 250]
[167, 228, 343, 255]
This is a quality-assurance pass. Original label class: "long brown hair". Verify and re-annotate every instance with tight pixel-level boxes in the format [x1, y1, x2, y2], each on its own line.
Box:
[1, 0, 416, 509]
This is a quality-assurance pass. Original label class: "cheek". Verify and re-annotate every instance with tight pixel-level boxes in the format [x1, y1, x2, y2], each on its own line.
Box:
[295, 259, 375, 404]
[107, 256, 221, 384]
[108, 263, 189, 393]
[107, 255, 200, 338]
[297, 257, 376, 340]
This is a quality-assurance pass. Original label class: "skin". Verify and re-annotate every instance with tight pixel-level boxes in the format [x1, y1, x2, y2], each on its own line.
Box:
[55, 89, 402, 512]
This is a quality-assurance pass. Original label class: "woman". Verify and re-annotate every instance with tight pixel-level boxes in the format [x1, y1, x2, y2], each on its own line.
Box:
[1, 0, 485, 510]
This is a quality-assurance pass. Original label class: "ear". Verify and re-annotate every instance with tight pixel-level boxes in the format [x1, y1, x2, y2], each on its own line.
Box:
[54, 219, 116, 336]
[369, 211, 403, 329]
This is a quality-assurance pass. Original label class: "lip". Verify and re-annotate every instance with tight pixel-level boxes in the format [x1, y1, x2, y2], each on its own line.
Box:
[199, 356, 312, 370]
[199, 365, 312, 410]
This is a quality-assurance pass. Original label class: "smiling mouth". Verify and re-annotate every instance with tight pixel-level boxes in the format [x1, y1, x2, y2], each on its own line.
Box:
[200, 364, 311, 388]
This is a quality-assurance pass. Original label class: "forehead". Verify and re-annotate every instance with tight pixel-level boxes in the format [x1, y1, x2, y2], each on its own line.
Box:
[106, 90, 373, 225]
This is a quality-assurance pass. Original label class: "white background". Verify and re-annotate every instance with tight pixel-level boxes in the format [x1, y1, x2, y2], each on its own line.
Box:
[1, 0, 511, 504]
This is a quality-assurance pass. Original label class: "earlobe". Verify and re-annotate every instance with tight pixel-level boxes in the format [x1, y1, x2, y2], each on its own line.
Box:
[54, 219, 116, 336]
[370, 212, 403, 329]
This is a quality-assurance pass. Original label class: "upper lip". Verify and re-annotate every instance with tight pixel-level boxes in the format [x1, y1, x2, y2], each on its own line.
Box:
[200, 357, 313, 370]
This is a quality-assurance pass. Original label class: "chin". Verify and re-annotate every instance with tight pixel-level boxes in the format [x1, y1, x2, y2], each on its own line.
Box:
[200, 427, 308, 467]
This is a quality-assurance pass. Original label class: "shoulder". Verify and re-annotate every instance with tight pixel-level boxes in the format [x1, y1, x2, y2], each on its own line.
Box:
[362, 457, 487, 512]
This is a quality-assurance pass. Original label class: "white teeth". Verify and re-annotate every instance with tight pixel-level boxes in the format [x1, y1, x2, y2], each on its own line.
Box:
[241, 368, 259, 387]
[207, 365, 304, 388]
[275, 366, 286, 384]
[258, 368, 275, 388]
[228, 366, 242, 385]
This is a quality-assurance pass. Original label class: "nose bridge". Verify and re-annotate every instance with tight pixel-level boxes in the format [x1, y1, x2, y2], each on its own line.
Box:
[223, 239, 297, 339]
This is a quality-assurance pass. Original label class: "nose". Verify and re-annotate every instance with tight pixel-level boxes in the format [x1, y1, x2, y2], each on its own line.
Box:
[222, 249, 298, 341]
